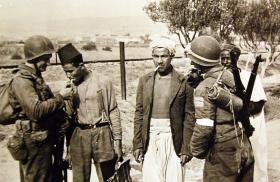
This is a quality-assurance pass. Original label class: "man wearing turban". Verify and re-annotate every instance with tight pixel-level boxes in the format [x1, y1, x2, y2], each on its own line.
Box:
[133, 36, 195, 182]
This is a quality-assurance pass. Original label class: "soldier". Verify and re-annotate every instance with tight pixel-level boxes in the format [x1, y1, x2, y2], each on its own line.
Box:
[133, 37, 195, 182]
[188, 36, 254, 181]
[57, 43, 123, 182]
[9, 35, 68, 182]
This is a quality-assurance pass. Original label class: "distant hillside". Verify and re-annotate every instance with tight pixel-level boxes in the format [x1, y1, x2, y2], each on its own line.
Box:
[0, 16, 168, 39]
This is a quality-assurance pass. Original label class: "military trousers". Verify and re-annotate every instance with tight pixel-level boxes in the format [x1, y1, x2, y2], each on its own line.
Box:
[70, 125, 115, 182]
[203, 134, 254, 182]
[19, 133, 52, 182]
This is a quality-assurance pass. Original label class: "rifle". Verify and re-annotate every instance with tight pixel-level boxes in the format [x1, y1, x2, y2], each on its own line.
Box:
[230, 49, 263, 137]
[51, 109, 71, 182]
[52, 137, 68, 182]
[229, 47, 245, 98]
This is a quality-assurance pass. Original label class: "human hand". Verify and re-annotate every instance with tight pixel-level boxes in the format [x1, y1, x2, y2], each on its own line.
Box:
[133, 149, 144, 164]
[114, 140, 123, 162]
[59, 87, 73, 100]
[230, 47, 241, 67]
[65, 150, 72, 170]
[180, 154, 192, 166]
[186, 68, 203, 88]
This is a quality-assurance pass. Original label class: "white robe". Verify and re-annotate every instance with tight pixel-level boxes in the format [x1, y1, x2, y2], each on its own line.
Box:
[240, 70, 268, 182]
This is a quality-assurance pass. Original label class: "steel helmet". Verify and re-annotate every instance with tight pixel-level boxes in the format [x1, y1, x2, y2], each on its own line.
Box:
[24, 35, 55, 61]
[187, 36, 221, 67]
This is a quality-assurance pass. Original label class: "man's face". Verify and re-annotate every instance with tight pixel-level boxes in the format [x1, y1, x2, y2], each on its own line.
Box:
[62, 63, 84, 85]
[152, 48, 172, 73]
[220, 50, 231, 68]
[36, 54, 52, 72]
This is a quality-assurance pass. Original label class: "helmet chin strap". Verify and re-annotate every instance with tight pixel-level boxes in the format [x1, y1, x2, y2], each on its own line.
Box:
[33, 62, 41, 76]
[27, 59, 41, 76]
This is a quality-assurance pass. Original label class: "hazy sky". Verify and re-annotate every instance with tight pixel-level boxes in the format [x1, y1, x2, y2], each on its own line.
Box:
[0, 0, 151, 21]
[0, 0, 169, 38]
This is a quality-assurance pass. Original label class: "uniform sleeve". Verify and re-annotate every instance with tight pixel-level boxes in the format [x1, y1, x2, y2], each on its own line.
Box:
[180, 83, 196, 155]
[106, 79, 122, 140]
[11, 76, 65, 122]
[190, 83, 216, 159]
[133, 77, 144, 151]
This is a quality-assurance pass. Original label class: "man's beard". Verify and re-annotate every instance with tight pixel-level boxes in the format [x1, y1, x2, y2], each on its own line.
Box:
[157, 65, 172, 76]
[72, 75, 84, 86]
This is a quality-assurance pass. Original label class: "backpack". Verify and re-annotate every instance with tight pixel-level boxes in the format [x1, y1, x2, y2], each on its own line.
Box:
[0, 79, 18, 125]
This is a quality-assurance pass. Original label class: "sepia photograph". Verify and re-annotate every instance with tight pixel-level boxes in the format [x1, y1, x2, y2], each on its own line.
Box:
[0, 0, 280, 181]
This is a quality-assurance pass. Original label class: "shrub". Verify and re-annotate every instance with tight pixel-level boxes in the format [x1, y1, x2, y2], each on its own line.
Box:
[102, 46, 112, 52]
[82, 42, 97, 51]
[11, 51, 23, 60]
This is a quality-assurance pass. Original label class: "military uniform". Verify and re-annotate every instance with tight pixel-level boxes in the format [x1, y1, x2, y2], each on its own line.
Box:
[186, 36, 255, 182]
[191, 65, 254, 182]
[11, 64, 66, 182]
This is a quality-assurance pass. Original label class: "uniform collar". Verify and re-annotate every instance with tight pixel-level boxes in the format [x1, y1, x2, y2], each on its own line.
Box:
[18, 64, 39, 78]
[204, 64, 224, 79]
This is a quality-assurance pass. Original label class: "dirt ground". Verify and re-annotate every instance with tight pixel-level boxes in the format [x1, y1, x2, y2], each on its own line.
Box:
[0, 60, 280, 181]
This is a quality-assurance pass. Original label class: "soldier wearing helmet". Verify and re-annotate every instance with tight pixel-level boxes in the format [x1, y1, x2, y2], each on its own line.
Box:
[188, 36, 254, 181]
[9, 35, 69, 181]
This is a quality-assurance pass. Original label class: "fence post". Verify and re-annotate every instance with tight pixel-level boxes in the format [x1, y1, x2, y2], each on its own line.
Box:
[55, 52, 58, 65]
[119, 42, 126, 100]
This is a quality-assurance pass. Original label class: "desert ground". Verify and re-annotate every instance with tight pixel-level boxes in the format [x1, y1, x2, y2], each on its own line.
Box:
[0, 46, 280, 181]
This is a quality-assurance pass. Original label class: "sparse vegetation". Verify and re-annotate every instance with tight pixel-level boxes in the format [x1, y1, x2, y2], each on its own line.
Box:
[81, 41, 97, 51]
[144, 0, 244, 46]
[0, 46, 13, 56]
[145, 0, 280, 78]
[102, 46, 112, 51]
[1, 55, 280, 181]
[10, 52, 22, 60]
[139, 34, 151, 44]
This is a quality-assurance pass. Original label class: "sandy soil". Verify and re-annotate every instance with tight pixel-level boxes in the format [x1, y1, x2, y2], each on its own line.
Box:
[1, 119, 279, 181]
[0, 60, 280, 181]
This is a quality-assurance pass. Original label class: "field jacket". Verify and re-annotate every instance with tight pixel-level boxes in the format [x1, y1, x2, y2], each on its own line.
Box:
[190, 65, 244, 159]
[10, 64, 65, 132]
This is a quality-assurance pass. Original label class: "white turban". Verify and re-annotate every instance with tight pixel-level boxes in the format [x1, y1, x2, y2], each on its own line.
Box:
[150, 36, 176, 56]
